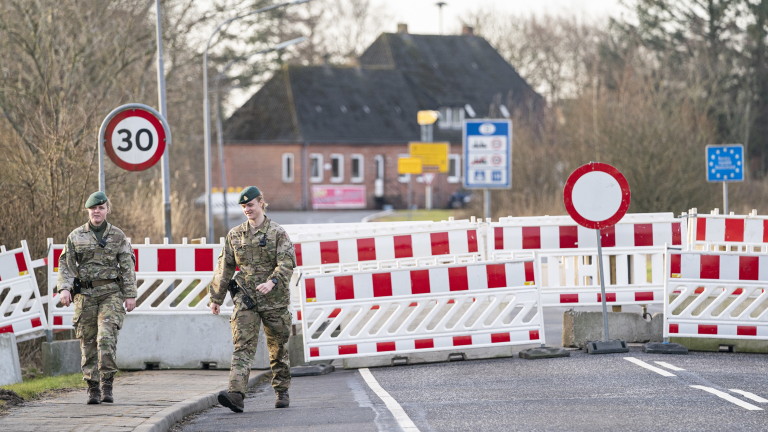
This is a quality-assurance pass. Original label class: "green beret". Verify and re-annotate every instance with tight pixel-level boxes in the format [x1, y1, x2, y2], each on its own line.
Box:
[85, 191, 108, 208]
[238, 186, 262, 204]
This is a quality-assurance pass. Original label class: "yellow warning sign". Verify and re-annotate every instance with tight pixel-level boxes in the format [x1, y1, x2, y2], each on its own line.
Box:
[398, 157, 423, 174]
[409, 142, 449, 173]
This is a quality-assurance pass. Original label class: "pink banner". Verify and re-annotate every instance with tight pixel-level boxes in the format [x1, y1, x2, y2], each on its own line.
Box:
[311, 185, 367, 209]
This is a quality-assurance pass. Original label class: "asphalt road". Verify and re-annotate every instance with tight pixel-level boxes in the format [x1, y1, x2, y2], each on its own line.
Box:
[174, 347, 767, 432]
[179, 210, 753, 431]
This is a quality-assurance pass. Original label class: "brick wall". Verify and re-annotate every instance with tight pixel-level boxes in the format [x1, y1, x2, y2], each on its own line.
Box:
[218, 142, 465, 211]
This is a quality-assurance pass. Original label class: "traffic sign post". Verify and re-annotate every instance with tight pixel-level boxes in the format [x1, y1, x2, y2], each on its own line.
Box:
[706, 144, 745, 214]
[564, 162, 631, 354]
[98, 103, 171, 191]
[463, 119, 512, 220]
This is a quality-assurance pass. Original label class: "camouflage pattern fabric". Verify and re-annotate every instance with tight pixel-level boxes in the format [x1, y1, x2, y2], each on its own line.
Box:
[57, 222, 137, 298]
[209, 216, 296, 393]
[72, 290, 125, 381]
[228, 307, 292, 394]
[57, 222, 137, 382]
[209, 217, 296, 310]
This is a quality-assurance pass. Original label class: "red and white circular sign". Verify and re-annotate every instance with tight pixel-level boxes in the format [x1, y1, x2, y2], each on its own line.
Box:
[102, 104, 168, 171]
[563, 162, 631, 229]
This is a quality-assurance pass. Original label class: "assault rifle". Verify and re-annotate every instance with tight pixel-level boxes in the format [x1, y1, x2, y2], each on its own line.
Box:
[228, 279, 256, 310]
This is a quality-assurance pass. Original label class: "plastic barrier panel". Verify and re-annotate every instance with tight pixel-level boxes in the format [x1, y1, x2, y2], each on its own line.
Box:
[288, 219, 485, 323]
[299, 259, 544, 361]
[664, 251, 768, 340]
[491, 213, 684, 260]
[292, 219, 483, 267]
[0, 241, 48, 342]
[687, 210, 768, 253]
[536, 247, 665, 307]
[47, 239, 233, 331]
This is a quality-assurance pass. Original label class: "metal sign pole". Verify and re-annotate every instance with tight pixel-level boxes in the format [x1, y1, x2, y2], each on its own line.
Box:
[563, 162, 630, 354]
[98, 136, 105, 193]
[155, 0, 172, 242]
[595, 229, 610, 340]
[723, 182, 729, 214]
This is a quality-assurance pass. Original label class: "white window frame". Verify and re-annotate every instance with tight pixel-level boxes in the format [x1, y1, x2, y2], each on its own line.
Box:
[330, 153, 344, 183]
[438, 107, 465, 130]
[374, 155, 385, 180]
[350, 154, 364, 183]
[309, 153, 323, 183]
[447, 154, 460, 183]
[282, 153, 294, 183]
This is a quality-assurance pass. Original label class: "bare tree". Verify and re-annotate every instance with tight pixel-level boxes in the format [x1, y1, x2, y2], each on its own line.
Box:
[464, 10, 604, 104]
[0, 0, 158, 253]
[612, 0, 768, 177]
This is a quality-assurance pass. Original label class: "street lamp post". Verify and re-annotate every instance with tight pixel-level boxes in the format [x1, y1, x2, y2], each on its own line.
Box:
[203, 0, 310, 242]
[213, 37, 306, 232]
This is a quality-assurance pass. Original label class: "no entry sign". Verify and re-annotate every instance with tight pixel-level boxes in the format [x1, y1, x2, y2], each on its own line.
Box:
[563, 162, 631, 230]
[101, 103, 169, 171]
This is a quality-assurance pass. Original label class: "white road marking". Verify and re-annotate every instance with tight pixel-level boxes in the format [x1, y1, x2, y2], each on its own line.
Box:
[654, 361, 685, 371]
[623, 357, 677, 377]
[690, 385, 764, 411]
[359, 368, 421, 432]
[729, 389, 768, 403]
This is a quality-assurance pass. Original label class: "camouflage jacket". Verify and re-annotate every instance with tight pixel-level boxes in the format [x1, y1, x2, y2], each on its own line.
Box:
[209, 217, 296, 309]
[56, 222, 137, 298]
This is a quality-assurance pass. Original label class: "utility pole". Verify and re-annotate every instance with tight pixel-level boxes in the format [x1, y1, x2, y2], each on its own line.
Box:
[436, 2, 447, 34]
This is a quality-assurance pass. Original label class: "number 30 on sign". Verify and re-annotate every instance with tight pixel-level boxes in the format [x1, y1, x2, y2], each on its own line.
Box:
[102, 104, 169, 171]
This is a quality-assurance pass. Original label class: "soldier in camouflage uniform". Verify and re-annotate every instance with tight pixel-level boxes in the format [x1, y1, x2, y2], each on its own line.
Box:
[56, 191, 137, 405]
[209, 186, 296, 413]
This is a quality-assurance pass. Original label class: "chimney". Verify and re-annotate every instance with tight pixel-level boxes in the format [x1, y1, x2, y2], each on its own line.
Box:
[462, 25, 474, 36]
[397, 23, 408, 34]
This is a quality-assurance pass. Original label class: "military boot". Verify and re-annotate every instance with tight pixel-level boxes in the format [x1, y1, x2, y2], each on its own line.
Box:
[275, 390, 289, 408]
[86, 380, 101, 405]
[217, 390, 244, 413]
[101, 377, 114, 403]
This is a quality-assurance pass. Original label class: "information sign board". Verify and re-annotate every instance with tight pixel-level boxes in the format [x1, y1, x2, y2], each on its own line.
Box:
[463, 120, 511, 189]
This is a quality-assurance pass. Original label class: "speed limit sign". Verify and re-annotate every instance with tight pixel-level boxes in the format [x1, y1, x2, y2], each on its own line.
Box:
[100, 103, 169, 171]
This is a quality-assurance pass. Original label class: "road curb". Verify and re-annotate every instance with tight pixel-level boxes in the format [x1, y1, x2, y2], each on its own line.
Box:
[133, 372, 269, 432]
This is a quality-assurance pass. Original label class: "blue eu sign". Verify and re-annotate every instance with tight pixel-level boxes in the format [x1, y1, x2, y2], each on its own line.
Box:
[706, 144, 744, 182]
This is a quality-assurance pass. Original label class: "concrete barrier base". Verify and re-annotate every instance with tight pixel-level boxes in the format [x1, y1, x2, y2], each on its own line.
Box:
[519, 346, 571, 359]
[0, 333, 23, 385]
[562, 310, 663, 349]
[341, 343, 535, 369]
[116, 314, 268, 370]
[288, 331, 305, 367]
[644, 341, 688, 354]
[668, 337, 768, 353]
[42, 340, 81, 376]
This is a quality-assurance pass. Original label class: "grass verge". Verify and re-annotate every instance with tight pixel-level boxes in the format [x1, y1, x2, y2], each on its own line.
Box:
[0, 373, 85, 412]
[371, 209, 469, 222]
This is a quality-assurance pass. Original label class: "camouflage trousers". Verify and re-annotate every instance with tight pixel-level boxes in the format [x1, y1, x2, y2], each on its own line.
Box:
[72, 289, 125, 382]
[229, 307, 292, 395]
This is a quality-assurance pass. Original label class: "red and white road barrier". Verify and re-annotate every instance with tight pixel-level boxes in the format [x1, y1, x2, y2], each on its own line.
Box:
[0, 241, 48, 341]
[664, 250, 768, 341]
[293, 219, 481, 268]
[537, 247, 665, 307]
[47, 238, 232, 331]
[687, 209, 768, 252]
[298, 259, 544, 361]
[490, 213, 684, 259]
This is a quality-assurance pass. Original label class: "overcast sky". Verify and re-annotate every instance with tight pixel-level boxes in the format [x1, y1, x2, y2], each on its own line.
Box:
[377, 0, 627, 35]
